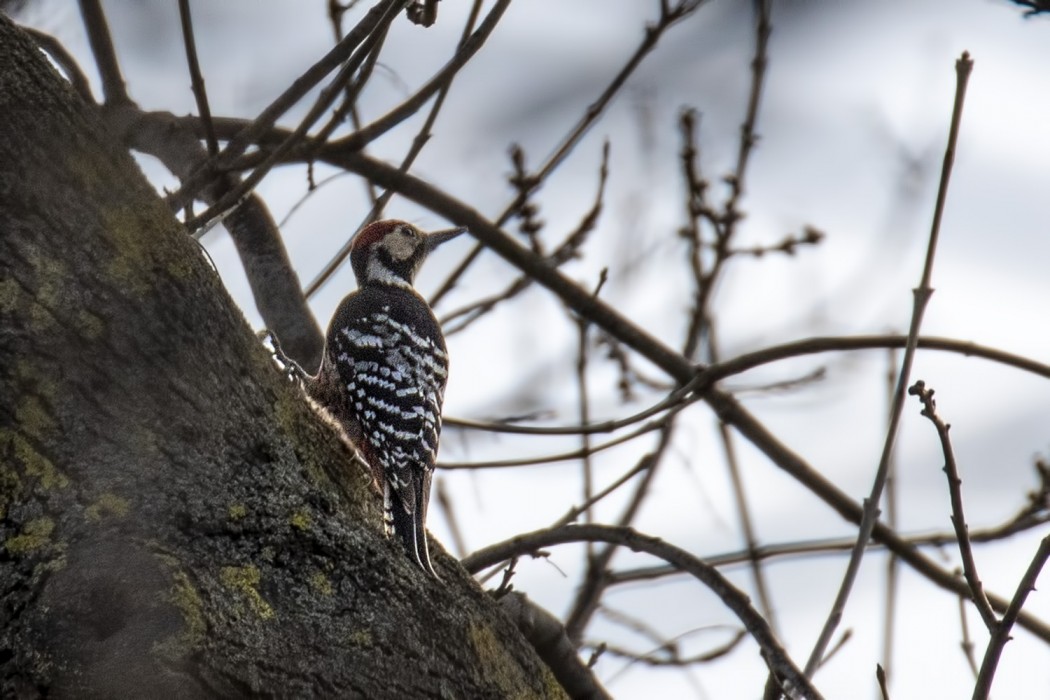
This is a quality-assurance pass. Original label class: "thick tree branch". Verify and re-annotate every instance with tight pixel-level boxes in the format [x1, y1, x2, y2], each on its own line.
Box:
[499, 592, 612, 700]
[463, 524, 822, 700]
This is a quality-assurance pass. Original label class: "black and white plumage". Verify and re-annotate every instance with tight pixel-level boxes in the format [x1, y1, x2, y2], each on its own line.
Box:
[307, 220, 462, 577]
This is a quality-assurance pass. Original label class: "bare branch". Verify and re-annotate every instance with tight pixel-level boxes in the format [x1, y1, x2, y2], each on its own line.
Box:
[183, 2, 401, 233]
[973, 536, 1050, 699]
[324, 0, 511, 155]
[429, 0, 711, 307]
[438, 412, 676, 470]
[77, 0, 130, 105]
[909, 380, 998, 630]
[805, 51, 975, 676]
[881, 349, 901, 685]
[463, 524, 823, 700]
[595, 629, 745, 668]
[440, 141, 609, 333]
[718, 418, 777, 631]
[177, 0, 219, 156]
[499, 592, 612, 700]
[958, 594, 980, 677]
[171, 0, 409, 213]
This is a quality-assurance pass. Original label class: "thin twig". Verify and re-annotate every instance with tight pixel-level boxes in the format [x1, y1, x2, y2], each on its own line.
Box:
[958, 594, 980, 677]
[439, 141, 609, 333]
[576, 314, 595, 550]
[313, 23, 391, 145]
[804, 51, 975, 676]
[724, 0, 771, 221]
[77, 0, 131, 105]
[881, 349, 901, 685]
[323, 0, 509, 157]
[597, 629, 746, 668]
[328, 0, 380, 207]
[709, 320, 776, 637]
[562, 424, 679, 645]
[439, 409, 681, 470]
[690, 335, 1050, 388]
[877, 664, 891, 700]
[718, 419, 777, 630]
[599, 606, 693, 649]
[442, 382, 693, 436]
[691, 0, 772, 364]
[909, 380, 997, 630]
[434, 477, 466, 557]
[972, 536, 1050, 699]
[315, 18, 391, 216]
[551, 453, 654, 529]
[177, 0, 219, 156]
[277, 170, 354, 228]
[678, 107, 710, 359]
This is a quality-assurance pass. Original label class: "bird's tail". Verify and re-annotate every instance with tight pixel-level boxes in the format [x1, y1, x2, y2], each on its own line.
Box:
[385, 481, 440, 579]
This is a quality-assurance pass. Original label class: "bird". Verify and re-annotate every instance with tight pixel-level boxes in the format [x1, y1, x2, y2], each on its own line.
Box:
[277, 219, 463, 577]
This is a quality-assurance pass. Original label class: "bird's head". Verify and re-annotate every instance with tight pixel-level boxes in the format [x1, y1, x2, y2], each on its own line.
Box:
[350, 220, 465, 289]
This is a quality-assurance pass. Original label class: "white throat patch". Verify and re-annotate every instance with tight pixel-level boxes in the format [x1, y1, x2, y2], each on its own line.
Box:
[366, 255, 413, 289]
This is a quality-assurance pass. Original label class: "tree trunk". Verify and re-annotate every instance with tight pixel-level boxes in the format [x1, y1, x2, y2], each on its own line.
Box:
[0, 14, 561, 699]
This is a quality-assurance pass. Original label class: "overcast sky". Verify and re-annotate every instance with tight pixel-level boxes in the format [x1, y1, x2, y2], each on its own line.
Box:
[17, 0, 1050, 697]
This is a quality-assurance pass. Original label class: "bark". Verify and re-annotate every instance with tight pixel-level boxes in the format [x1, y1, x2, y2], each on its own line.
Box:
[105, 104, 325, 372]
[0, 14, 561, 699]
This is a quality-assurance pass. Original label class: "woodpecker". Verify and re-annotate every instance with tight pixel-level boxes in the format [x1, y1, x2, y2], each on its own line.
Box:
[288, 220, 462, 577]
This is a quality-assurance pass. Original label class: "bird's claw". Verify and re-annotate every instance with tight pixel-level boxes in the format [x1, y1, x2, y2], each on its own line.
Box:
[258, 329, 307, 385]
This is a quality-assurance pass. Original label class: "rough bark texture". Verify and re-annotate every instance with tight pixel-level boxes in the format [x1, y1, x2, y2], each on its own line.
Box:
[105, 104, 325, 372]
[0, 14, 561, 699]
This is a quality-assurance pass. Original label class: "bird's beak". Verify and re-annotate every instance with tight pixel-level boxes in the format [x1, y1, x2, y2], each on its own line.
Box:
[425, 227, 466, 252]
